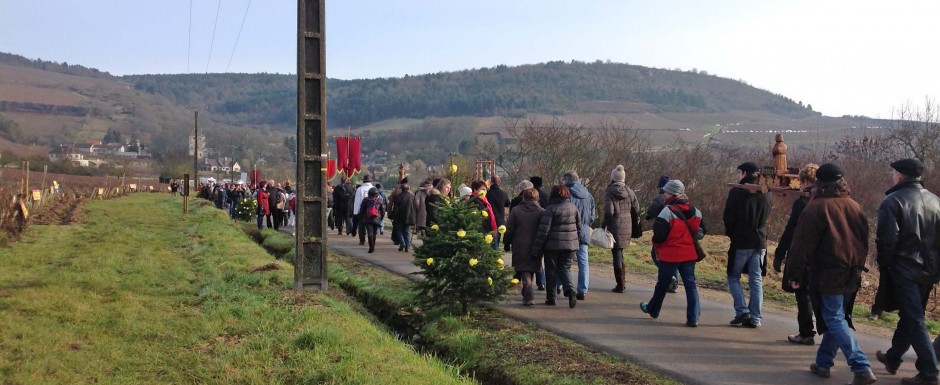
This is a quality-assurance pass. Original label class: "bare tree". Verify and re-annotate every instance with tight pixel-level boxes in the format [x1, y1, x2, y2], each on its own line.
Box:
[887, 97, 940, 164]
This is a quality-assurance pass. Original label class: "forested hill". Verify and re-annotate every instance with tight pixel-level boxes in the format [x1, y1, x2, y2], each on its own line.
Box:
[123, 60, 817, 129]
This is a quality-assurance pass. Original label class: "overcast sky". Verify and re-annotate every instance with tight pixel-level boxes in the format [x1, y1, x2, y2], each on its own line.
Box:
[1, 0, 937, 118]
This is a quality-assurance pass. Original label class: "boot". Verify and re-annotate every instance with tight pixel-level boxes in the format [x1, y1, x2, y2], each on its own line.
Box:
[611, 267, 625, 293]
[849, 368, 876, 385]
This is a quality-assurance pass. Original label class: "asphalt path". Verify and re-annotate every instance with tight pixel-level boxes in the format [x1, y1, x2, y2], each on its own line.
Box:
[322, 231, 920, 385]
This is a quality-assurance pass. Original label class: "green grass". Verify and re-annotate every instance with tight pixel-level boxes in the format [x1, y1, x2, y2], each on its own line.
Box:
[0, 194, 473, 385]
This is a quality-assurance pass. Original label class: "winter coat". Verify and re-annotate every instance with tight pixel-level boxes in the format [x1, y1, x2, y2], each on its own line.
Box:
[353, 182, 374, 215]
[876, 180, 940, 286]
[358, 196, 384, 225]
[566, 180, 596, 245]
[469, 196, 497, 233]
[722, 175, 772, 250]
[486, 184, 511, 228]
[776, 189, 811, 259]
[645, 193, 666, 221]
[392, 189, 417, 225]
[425, 189, 446, 226]
[603, 182, 641, 248]
[332, 183, 353, 216]
[652, 198, 705, 263]
[786, 193, 869, 295]
[414, 186, 431, 229]
[531, 197, 582, 256]
[509, 194, 524, 212]
[256, 188, 270, 216]
[504, 200, 544, 273]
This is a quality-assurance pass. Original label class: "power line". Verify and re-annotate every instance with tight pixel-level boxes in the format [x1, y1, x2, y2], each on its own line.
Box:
[225, 0, 252, 73]
[205, 0, 222, 73]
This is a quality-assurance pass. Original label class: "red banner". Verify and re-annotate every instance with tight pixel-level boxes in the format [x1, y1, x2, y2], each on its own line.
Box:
[346, 137, 361, 178]
[327, 159, 336, 179]
[336, 136, 349, 174]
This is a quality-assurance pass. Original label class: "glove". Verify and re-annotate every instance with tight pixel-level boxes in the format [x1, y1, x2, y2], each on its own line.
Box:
[772, 249, 785, 273]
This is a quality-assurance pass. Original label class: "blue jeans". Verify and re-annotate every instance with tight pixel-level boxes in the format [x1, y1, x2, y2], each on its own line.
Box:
[645, 261, 700, 324]
[727, 249, 765, 322]
[394, 223, 412, 248]
[651, 247, 679, 282]
[491, 233, 501, 251]
[885, 271, 939, 379]
[816, 293, 872, 373]
[256, 212, 265, 229]
[576, 243, 590, 294]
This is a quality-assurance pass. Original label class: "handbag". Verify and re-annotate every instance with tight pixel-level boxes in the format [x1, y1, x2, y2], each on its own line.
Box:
[667, 205, 707, 262]
[590, 227, 616, 249]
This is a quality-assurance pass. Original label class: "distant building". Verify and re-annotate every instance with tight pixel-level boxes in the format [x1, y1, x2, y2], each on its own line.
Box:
[203, 157, 241, 173]
[48, 144, 89, 167]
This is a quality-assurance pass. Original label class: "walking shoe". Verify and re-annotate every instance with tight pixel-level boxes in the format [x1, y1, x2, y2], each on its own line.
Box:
[398, 245, 404, 251]
[729, 313, 751, 325]
[522, 300, 534, 307]
[788, 334, 815, 345]
[639, 302, 657, 318]
[685, 321, 698, 327]
[568, 293, 577, 309]
[576, 293, 585, 300]
[849, 369, 877, 385]
[611, 285, 625, 293]
[876, 350, 898, 375]
[667, 276, 679, 293]
[743, 320, 761, 328]
[544, 300, 556, 306]
[901, 374, 939, 385]
[557, 287, 562, 295]
[537, 285, 546, 291]
[368, 247, 374, 253]
[809, 363, 831, 378]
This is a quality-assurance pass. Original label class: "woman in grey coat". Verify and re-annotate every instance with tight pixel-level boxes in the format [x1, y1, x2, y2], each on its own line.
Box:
[504, 188, 545, 306]
[604, 165, 642, 293]
[531, 184, 582, 308]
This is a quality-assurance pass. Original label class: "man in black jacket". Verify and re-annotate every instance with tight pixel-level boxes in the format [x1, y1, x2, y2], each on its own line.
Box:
[723, 162, 772, 328]
[487, 176, 511, 250]
[875, 158, 940, 385]
[332, 176, 353, 235]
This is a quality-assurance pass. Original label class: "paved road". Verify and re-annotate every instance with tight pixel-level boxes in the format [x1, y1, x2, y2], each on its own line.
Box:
[323, 232, 919, 385]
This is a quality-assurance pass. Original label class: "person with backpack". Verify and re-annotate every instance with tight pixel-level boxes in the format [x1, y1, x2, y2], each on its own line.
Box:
[874, 158, 940, 385]
[786, 163, 876, 385]
[358, 187, 384, 253]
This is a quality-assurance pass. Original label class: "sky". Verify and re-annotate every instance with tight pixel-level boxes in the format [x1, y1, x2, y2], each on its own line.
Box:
[1, 0, 938, 119]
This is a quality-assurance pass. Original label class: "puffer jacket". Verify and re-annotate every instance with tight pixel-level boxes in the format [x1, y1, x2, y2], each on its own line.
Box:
[531, 197, 582, 256]
[877, 180, 940, 285]
[566, 180, 596, 245]
[787, 193, 869, 294]
[603, 182, 641, 247]
[504, 200, 544, 273]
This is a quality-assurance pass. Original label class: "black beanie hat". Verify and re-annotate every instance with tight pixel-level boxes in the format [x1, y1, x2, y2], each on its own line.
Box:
[530, 176, 543, 188]
[816, 163, 845, 182]
[890, 158, 925, 177]
[737, 162, 759, 174]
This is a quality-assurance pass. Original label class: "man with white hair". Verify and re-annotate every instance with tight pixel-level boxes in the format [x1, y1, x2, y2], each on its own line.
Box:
[563, 170, 595, 300]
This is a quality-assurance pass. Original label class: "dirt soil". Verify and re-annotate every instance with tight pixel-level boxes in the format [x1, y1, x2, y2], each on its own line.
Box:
[30, 196, 87, 225]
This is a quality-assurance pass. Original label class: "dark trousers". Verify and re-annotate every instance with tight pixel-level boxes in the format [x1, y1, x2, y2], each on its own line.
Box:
[885, 271, 939, 379]
[351, 215, 360, 236]
[272, 210, 282, 230]
[394, 223, 412, 248]
[796, 286, 816, 337]
[363, 223, 379, 250]
[391, 220, 403, 245]
[520, 271, 536, 304]
[544, 250, 575, 301]
[334, 214, 347, 234]
[359, 218, 368, 245]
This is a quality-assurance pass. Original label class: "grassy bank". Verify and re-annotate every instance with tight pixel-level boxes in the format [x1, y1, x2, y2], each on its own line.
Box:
[0, 194, 472, 385]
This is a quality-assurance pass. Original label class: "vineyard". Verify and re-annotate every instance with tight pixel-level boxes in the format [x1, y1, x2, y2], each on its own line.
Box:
[0, 167, 169, 244]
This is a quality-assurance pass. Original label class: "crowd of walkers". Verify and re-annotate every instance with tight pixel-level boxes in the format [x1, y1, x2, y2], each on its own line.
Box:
[190, 179, 297, 231]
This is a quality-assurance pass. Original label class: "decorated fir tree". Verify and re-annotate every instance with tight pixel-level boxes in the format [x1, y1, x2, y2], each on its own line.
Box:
[412, 199, 515, 315]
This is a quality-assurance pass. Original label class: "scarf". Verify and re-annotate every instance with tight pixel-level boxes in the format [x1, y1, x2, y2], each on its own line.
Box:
[479, 196, 497, 231]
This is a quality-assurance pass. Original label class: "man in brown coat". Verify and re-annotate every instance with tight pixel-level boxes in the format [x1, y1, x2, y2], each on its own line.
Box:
[786, 163, 876, 385]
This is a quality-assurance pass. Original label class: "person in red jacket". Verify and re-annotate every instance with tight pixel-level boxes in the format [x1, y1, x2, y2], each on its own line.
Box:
[255, 181, 270, 230]
[640, 180, 705, 327]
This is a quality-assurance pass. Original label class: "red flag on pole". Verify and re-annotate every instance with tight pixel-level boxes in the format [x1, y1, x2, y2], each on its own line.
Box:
[327, 159, 336, 179]
[347, 137, 361, 177]
[336, 136, 349, 176]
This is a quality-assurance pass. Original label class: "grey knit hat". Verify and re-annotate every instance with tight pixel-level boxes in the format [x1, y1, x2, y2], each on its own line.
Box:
[663, 180, 685, 195]
[610, 165, 626, 183]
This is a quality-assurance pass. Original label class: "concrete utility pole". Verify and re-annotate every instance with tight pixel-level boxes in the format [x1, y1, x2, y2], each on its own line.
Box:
[294, 0, 328, 290]
[193, 110, 199, 189]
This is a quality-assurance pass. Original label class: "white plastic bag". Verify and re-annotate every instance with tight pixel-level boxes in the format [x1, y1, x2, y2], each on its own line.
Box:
[590, 227, 615, 249]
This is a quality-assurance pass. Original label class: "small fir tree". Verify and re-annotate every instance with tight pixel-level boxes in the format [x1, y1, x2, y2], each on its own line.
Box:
[412, 199, 515, 315]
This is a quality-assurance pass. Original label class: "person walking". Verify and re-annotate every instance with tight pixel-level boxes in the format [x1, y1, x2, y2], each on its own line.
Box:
[332, 176, 353, 235]
[774, 163, 819, 345]
[646, 175, 679, 293]
[469, 180, 498, 243]
[504, 188, 544, 306]
[603, 165, 642, 293]
[785, 163, 876, 385]
[874, 158, 940, 385]
[530, 184, 582, 308]
[414, 179, 433, 236]
[509, 180, 534, 212]
[563, 170, 595, 300]
[723, 162, 772, 328]
[358, 187, 384, 253]
[375, 183, 388, 236]
[353, 175, 375, 246]
[425, 178, 451, 227]
[486, 175, 511, 250]
[530, 176, 549, 208]
[254, 181, 269, 230]
[639, 180, 703, 327]
[391, 180, 417, 252]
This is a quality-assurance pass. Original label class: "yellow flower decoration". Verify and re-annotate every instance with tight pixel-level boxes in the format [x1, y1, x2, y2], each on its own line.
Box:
[449, 164, 458, 174]
[426, 258, 434, 266]
[487, 277, 493, 286]
[469, 258, 479, 267]
[484, 234, 493, 243]
[431, 224, 440, 231]
[511, 278, 520, 285]
[497, 225, 507, 235]
[456, 230, 466, 238]
[470, 210, 478, 216]
[481, 210, 489, 218]
[477, 189, 487, 198]
[496, 258, 504, 266]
